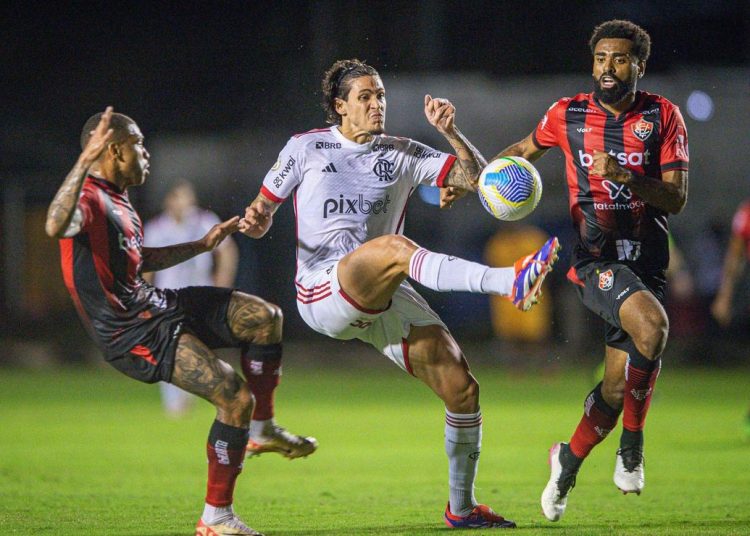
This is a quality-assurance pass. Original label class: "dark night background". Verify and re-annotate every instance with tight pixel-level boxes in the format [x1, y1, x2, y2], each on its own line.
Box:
[2, 0, 749, 359]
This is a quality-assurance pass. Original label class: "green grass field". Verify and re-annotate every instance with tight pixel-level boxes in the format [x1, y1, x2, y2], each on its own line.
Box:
[1, 355, 749, 535]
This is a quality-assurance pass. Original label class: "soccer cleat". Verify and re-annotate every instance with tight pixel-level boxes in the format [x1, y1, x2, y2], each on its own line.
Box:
[196, 516, 264, 536]
[614, 446, 645, 494]
[246, 423, 318, 459]
[443, 502, 517, 529]
[510, 236, 560, 311]
[541, 442, 583, 522]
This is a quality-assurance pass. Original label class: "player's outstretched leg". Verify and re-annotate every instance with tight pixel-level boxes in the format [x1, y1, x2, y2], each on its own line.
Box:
[509, 236, 560, 311]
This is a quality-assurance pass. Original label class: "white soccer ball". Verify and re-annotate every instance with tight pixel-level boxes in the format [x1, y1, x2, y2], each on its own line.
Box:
[477, 156, 542, 221]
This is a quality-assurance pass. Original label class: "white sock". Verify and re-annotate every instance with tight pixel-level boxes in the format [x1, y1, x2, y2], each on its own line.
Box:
[202, 503, 234, 524]
[248, 418, 273, 439]
[409, 248, 514, 296]
[445, 409, 482, 517]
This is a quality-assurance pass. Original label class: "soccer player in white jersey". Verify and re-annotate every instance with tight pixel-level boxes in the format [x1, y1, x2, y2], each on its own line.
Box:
[239, 59, 560, 529]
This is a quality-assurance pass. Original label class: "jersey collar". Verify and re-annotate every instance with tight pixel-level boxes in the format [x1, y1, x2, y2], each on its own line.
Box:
[330, 125, 380, 153]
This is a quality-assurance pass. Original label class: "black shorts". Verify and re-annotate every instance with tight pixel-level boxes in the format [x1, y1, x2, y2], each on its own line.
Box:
[568, 261, 665, 350]
[107, 286, 240, 384]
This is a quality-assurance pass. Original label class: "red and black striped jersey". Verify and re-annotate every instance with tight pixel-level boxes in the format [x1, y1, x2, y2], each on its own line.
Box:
[59, 176, 181, 358]
[731, 200, 750, 259]
[533, 90, 689, 273]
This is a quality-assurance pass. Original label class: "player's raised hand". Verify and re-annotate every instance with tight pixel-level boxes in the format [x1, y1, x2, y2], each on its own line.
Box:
[80, 106, 115, 166]
[202, 216, 240, 251]
[424, 95, 456, 135]
[591, 150, 631, 183]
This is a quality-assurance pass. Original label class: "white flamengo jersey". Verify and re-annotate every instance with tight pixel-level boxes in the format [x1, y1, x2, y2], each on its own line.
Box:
[260, 125, 456, 288]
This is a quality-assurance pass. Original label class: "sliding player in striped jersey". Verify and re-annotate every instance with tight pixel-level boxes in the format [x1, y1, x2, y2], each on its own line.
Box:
[487, 20, 688, 521]
[240, 59, 560, 529]
[46, 108, 314, 536]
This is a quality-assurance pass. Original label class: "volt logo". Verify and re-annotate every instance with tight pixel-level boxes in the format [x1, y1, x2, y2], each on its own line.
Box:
[323, 194, 392, 218]
[602, 180, 632, 200]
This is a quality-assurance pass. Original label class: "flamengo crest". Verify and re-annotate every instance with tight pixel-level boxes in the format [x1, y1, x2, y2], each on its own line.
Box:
[632, 119, 654, 141]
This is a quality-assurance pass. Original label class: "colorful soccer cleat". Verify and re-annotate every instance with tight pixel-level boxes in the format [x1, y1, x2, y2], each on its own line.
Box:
[614, 446, 645, 494]
[246, 423, 318, 459]
[541, 442, 583, 522]
[195, 516, 263, 536]
[444, 503, 517, 529]
[510, 236, 560, 311]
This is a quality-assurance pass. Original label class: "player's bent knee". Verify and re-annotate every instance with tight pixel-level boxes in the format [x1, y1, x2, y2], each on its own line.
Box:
[375, 234, 419, 265]
[602, 381, 625, 408]
[634, 311, 669, 358]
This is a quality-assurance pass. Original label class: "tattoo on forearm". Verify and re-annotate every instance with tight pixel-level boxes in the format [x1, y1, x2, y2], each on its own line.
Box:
[141, 242, 206, 272]
[443, 127, 486, 191]
[46, 161, 89, 236]
[227, 293, 282, 344]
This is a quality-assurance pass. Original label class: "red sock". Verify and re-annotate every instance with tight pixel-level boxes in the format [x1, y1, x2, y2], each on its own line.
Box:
[622, 353, 661, 432]
[569, 382, 621, 459]
[241, 343, 282, 421]
[205, 420, 248, 507]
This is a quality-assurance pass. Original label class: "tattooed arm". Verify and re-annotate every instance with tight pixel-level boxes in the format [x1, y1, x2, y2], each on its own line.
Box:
[238, 192, 280, 239]
[45, 107, 114, 238]
[142, 216, 240, 272]
[424, 95, 486, 193]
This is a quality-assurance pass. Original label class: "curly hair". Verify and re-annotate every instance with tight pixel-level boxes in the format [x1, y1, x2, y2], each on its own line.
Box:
[80, 111, 137, 150]
[321, 59, 380, 125]
[589, 19, 651, 62]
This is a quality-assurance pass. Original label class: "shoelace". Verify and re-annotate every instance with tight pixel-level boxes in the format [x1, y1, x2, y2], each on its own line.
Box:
[618, 446, 644, 472]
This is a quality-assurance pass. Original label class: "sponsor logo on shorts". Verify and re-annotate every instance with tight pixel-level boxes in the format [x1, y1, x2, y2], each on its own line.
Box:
[598, 269, 614, 291]
[469, 451, 481, 460]
[616, 286, 631, 301]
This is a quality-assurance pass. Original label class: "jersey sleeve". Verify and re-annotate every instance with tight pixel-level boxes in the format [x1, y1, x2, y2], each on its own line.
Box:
[659, 102, 689, 173]
[406, 140, 457, 188]
[76, 184, 100, 232]
[260, 137, 304, 203]
[532, 100, 565, 149]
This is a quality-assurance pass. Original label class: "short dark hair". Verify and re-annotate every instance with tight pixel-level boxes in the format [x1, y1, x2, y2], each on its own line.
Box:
[589, 19, 651, 62]
[321, 59, 380, 125]
[80, 111, 138, 150]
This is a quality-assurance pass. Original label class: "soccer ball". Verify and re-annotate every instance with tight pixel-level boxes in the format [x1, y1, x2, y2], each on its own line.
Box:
[477, 156, 542, 221]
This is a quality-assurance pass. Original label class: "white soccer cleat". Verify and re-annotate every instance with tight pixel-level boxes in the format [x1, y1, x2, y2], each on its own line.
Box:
[196, 515, 264, 535]
[541, 442, 582, 522]
[614, 446, 645, 494]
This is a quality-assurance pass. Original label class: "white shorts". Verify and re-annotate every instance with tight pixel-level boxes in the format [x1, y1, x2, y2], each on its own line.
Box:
[296, 262, 446, 374]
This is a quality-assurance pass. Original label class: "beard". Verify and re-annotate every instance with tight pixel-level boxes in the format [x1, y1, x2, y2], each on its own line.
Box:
[593, 74, 634, 105]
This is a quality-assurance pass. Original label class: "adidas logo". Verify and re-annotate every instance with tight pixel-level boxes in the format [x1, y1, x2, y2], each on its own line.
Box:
[322, 162, 338, 173]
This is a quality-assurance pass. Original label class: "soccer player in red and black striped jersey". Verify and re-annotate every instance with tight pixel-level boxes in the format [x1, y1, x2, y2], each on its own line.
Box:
[490, 20, 689, 521]
[45, 108, 315, 536]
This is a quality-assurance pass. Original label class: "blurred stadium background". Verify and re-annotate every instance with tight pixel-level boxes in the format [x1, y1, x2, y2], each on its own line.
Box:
[2, 1, 749, 366]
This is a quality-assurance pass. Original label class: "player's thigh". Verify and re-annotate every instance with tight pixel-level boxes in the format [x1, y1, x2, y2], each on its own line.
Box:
[338, 235, 419, 309]
[619, 290, 669, 341]
[170, 332, 244, 407]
